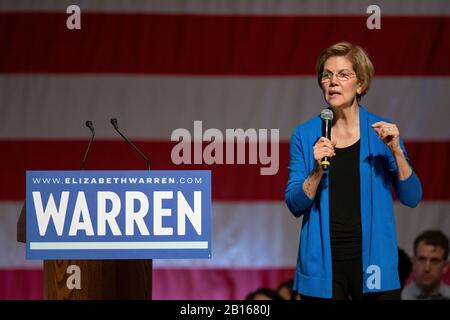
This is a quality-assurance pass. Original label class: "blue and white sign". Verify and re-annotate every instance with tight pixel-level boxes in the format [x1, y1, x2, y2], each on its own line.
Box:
[26, 170, 211, 260]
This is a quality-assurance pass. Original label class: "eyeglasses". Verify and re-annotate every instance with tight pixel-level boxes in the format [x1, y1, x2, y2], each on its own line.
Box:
[320, 71, 356, 83]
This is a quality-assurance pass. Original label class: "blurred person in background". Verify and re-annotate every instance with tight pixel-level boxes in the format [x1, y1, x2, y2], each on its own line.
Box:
[245, 288, 283, 300]
[402, 230, 450, 300]
[277, 279, 298, 300]
[398, 247, 412, 289]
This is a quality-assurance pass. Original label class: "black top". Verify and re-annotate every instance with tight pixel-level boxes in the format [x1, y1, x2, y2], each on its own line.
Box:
[329, 139, 362, 261]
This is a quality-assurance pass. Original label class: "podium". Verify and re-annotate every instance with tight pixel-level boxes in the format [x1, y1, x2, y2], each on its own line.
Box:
[18, 204, 152, 300]
[20, 170, 211, 300]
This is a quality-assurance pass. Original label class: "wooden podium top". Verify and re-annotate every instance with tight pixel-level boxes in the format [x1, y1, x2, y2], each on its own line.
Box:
[17, 203, 26, 243]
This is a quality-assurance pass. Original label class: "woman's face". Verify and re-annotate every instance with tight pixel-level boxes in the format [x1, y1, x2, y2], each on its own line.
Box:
[321, 56, 362, 109]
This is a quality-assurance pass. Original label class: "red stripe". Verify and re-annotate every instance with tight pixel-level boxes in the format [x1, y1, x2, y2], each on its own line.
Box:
[1, 267, 450, 300]
[1, 140, 448, 201]
[0, 268, 295, 300]
[0, 269, 43, 300]
[1, 13, 449, 75]
[153, 267, 295, 300]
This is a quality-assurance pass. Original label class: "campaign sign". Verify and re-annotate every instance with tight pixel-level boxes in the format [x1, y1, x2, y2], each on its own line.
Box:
[26, 170, 211, 260]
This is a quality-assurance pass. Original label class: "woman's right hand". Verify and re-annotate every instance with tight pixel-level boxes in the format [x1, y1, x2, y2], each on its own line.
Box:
[313, 137, 336, 172]
[303, 137, 336, 199]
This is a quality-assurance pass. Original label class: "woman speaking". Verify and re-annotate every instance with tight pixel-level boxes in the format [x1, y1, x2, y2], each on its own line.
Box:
[285, 42, 422, 300]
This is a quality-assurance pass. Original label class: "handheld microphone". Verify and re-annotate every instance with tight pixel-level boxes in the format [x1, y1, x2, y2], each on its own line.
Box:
[320, 108, 334, 171]
[110, 118, 151, 170]
[81, 120, 95, 169]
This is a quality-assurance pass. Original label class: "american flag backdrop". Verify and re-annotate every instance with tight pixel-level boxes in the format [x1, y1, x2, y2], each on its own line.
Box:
[0, 0, 449, 300]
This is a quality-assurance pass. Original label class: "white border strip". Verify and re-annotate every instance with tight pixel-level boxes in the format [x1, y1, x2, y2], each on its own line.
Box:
[29, 241, 208, 250]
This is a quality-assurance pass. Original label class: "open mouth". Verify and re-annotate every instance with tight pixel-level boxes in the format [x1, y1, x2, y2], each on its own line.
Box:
[328, 91, 341, 98]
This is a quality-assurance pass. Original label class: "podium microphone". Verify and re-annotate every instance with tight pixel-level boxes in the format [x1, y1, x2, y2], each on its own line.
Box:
[81, 120, 95, 169]
[110, 118, 151, 170]
[320, 108, 334, 171]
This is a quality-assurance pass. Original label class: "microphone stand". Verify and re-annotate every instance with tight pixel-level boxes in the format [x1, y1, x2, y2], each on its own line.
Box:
[81, 120, 95, 170]
[110, 118, 151, 170]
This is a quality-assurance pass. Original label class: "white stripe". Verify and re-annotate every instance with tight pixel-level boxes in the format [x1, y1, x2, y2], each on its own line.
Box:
[395, 202, 450, 256]
[0, 0, 448, 15]
[1, 76, 449, 140]
[29, 241, 208, 250]
[1, 201, 449, 268]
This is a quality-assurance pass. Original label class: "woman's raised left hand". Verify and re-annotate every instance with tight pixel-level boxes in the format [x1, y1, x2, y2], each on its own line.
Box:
[371, 121, 402, 154]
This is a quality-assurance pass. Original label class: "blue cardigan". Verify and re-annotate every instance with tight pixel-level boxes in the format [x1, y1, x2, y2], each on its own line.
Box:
[285, 106, 422, 298]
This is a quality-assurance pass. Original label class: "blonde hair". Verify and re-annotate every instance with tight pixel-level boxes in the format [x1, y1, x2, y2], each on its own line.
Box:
[316, 42, 374, 101]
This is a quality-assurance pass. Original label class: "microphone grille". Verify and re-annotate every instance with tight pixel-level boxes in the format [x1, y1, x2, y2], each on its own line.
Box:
[110, 118, 118, 129]
[320, 108, 334, 121]
[85, 120, 94, 131]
